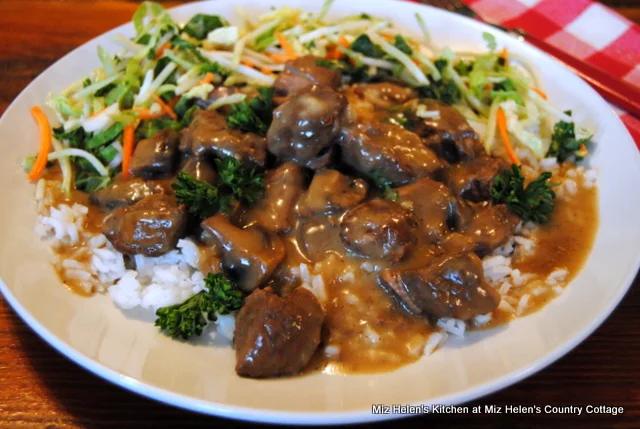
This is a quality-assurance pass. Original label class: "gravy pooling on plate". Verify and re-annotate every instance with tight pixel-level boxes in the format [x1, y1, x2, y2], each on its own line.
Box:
[29, 2, 598, 378]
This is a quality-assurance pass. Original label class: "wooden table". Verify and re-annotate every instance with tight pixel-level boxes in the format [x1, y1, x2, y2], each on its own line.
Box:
[1, 1, 639, 427]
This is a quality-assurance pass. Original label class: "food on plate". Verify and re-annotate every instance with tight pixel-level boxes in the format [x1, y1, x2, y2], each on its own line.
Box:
[28, 1, 598, 378]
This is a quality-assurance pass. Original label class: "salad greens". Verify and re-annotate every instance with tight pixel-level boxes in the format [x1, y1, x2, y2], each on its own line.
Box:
[33, 0, 592, 200]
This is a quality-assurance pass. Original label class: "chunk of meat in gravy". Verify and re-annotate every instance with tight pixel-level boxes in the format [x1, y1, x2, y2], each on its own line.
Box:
[296, 169, 368, 217]
[395, 178, 467, 243]
[179, 157, 217, 184]
[267, 85, 346, 169]
[245, 163, 304, 233]
[234, 287, 324, 378]
[457, 203, 519, 257]
[103, 194, 188, 257]
[295, 218, 344, 262]
[380, 252, 500, 320]
[180, 109, 267, 167]
[343, 83, 416, 122]
[341, 199, 416, 262]
[130, 129, 181, 179]
[446, 156, 508, 202]
[413, 100, 484, 163]
[200, 214, 285, 292]
[89, 178, 169, 210]
[273, 55, 342, 98]
[339, 122, 445, 186]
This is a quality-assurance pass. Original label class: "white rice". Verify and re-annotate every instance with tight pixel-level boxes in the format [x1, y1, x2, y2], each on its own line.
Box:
[436, 317, 466, 337]
[423, 331, 448, 356]
[35, 182, 233, 338]
[325, 345, 341, 357]
[35, 156, 596, 359]
[472, 313, 492, 327]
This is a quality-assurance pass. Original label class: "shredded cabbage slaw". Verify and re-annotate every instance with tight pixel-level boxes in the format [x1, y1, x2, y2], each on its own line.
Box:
[29, 0, 591, 194]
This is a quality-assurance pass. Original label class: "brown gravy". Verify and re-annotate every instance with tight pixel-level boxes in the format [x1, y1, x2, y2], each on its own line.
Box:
[43, 164, 599, 374]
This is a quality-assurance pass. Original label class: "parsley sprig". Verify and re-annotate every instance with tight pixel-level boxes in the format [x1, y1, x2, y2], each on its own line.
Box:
[172, 157, 265, 219]
[490, 164, 557, 224]
[155, 273, 244, 340]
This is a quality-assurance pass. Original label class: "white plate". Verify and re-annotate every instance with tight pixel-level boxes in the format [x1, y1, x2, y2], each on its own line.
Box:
[1, 0, 639, 424]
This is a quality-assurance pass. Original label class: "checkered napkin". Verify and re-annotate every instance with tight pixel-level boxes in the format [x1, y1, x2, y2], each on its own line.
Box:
[460, 0, 640, 148]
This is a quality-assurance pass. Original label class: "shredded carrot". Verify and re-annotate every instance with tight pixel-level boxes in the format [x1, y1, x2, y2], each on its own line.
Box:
[151, 94, 177, 120]
[579, 143, 588, 154]
[168, 95, 180, 109]
[121, 124, 135, 180]
[325, 45, 344, 60]
[132, 108, 165, 120]
[267, 52, 291, 63]
[240, 59, 255, 68]
[497, 108, 520, 166]
[27, 106, 52, 181]
[500, 48, 508, 59]
[155, 42, 171, 59]
[275, 32, 297, 59]
[260, 67, 274, 75]
[532, 87, 548, 100]
[381, 33, 394, 40]
[338, 36, 349, 47]
[199, 72, 215, 86]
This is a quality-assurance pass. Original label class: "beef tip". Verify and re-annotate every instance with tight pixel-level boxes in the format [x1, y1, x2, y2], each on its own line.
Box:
[267, 85, 346, 169]
[441, 232, 477, 255]
[296, 169, 368, 217]
[103, 194, 188, 257]
[180, 109, 267, 167]
[245, 163, 304, 233]
[343, 82, 416, 122]
[446, 156, 508, 202]
[295, 218, 344, 262]
[273, 55, 341, 98]
[339, 122, 445, 186]
[380, 252, 500, 320]
[179, 157, 217, 184]
[395, 178, 468, 243]
[340, 199, 415, 262]
[234, 287, 324, 378]
[461, 204, 519, 257]
[89, 178, 169, 210]
[200, 214, 285, 292]
[413, 100, 484, 163]
[130, 129, 181, 179]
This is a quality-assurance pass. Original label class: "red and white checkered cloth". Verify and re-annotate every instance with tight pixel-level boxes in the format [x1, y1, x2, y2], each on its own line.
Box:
[460, 0, 640, 148]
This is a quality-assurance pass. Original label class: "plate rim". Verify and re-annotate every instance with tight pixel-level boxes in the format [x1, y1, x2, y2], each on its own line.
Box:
[0, 0, 639, 424]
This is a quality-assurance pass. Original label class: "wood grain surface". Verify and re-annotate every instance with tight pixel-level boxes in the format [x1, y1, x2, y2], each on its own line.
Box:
[1, 1, 639, 428]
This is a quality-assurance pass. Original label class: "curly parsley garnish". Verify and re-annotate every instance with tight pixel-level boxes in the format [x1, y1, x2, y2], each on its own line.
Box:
[172, 157, 265, 219]
[490, 164, 557, 224]
[226, 87, 274, 135]
[155, 273, 244, 340]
